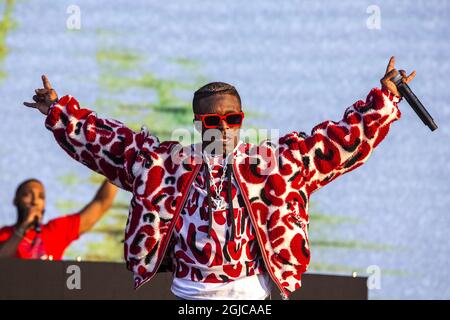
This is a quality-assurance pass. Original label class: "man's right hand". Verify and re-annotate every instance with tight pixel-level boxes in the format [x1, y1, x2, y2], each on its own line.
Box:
[18, 207, 43, 232]
[23, 75, 58, 115]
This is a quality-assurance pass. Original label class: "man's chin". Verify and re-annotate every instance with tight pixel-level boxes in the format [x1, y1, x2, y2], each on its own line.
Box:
[203, 138, 237, 155]
[224, 141, 235, 151]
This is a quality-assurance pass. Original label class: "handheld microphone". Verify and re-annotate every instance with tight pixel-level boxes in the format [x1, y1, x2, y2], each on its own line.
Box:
[33, 216, 41, 233]
[390, 73, 438, 131]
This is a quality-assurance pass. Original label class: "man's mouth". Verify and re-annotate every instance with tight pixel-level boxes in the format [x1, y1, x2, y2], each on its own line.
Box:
[26, 205, 43, 213]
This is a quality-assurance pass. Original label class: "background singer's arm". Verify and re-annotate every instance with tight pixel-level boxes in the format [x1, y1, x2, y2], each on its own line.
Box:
[0, 208, 41, 258]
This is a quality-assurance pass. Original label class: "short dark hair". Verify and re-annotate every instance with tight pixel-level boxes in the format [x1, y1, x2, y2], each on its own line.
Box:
[15, 178, 44, 197]
[193, 82, 241, 113]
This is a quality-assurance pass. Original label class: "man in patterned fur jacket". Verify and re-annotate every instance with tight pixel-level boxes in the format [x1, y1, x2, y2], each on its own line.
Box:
[23, 56, 415, 300]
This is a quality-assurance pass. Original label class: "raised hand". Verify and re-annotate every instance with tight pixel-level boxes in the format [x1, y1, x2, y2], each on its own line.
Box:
[380, 56, 416, 97]
[23, 75, 58, 115]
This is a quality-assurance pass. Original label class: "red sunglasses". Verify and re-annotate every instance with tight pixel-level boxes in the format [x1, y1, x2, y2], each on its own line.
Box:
[194, 112, 245, 129]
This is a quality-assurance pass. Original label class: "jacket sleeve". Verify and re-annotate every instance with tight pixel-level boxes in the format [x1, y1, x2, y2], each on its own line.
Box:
[279, 88, 402, 194]
[45, 95, 160, 191]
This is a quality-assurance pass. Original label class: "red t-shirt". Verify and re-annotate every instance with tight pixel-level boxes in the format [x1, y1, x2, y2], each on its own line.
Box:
[0, 214, 80, 260]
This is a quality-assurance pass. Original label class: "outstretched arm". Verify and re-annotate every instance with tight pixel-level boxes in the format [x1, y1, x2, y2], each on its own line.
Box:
[23, 75, 160, 191]
[279, 56, 416, 194]
[78, 180, 118, 235]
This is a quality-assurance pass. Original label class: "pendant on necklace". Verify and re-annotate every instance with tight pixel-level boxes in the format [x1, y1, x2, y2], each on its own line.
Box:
[212, 197, 227, 211]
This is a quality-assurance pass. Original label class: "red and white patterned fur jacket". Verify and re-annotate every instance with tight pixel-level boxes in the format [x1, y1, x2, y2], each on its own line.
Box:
[45, 88, 401, 299]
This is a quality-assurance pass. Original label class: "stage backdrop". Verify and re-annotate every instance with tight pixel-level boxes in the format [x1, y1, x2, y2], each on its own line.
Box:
[0, 0, 449, 299]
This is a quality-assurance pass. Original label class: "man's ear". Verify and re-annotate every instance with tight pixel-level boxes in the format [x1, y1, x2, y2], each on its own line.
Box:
[193, 119, 202, 133]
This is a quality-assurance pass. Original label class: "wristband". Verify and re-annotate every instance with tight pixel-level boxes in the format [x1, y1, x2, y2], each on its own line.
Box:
[13, 227, 26, 238]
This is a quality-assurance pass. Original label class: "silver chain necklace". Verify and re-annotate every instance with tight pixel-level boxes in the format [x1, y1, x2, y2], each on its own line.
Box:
[203, 153, 230, 211]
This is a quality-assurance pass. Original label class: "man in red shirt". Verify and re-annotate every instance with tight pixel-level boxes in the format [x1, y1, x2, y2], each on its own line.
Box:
[0, 178, 117, 260]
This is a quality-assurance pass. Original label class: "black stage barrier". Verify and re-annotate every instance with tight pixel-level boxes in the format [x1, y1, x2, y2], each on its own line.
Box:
[0, 259, 367, 300]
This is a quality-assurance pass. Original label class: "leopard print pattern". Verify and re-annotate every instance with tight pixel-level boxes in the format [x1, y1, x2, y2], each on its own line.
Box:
[45, 88, 401, 297]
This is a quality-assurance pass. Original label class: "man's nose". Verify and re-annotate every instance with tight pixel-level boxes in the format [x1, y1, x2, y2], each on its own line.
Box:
[218, 118, 229, 131]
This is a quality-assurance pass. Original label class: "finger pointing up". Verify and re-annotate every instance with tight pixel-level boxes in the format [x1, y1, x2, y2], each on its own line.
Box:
[42, 74, 52, 90]
[385, 56, 395, 74]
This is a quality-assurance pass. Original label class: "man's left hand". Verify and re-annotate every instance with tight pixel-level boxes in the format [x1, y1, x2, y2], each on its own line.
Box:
[380, 56, 416, 97]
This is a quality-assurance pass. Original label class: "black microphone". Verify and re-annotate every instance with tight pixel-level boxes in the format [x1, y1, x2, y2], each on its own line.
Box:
[33, 216, 41, 234]
[390, 73, 438, 131]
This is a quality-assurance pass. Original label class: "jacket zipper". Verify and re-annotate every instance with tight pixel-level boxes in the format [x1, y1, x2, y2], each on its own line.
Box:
[137, 160, 291, 300]
[231, 162, 290, 300]
[137, 163, 202, 289]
